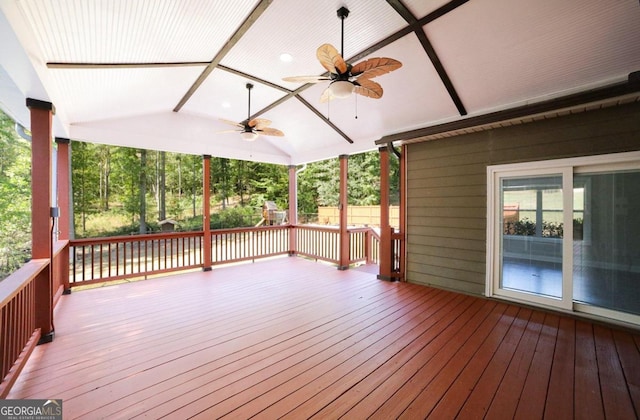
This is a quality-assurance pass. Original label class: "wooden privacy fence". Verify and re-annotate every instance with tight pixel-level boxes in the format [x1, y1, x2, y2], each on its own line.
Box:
[317, 206, 400, 228]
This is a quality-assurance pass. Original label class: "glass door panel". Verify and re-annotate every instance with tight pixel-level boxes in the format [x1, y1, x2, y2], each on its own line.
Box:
[499, 175, 564, 301]
[573, 170, 640, 315]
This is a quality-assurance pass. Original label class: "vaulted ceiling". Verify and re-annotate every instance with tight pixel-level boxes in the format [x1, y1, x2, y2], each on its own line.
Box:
[1, 0, 639, 165]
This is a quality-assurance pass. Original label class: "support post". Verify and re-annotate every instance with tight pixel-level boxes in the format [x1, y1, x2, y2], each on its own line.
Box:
[398, 144, 407, 281]
[378, 146, 393, 281]
[202, 155, 212, 271]
[27, 98, 55, 344]
[288, 165, 298, 255]
[338, 154, 349, 270]
[55, 137, 71, 293]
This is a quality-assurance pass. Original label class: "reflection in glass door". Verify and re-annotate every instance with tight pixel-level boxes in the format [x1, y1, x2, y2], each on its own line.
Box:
[500, 175, 564, 299]
[573, 170, 640, 316]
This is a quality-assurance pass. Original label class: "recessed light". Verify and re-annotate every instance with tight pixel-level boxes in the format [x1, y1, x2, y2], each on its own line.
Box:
[279, 53, 293, 62]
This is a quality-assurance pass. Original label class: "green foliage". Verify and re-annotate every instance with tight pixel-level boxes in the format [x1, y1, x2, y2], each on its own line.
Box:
[542, 221, 563, 238]
[71, 141, 100, 234]
[573, 218, 584, 240]
[210, 206, 261, 229]
[0, 110, 31, 278]
[504, 218, 566, 238]
[297, 150, 401, 218]
[348, 152, 381, 205]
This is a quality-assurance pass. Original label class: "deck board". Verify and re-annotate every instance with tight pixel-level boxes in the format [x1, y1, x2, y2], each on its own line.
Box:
[543, 316, 576, 419]
[575, 321, 606, 419]
[7, 257, 640, 419]
[514, 313, 559, 419]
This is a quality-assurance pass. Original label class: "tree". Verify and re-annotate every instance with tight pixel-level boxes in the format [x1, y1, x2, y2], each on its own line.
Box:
[0, 110, 31, 278]
[156, 151, 166, 221]
[71, 141, 100, 234]
[248, 162, 289, 209]
[96, 144, 112, 210]
[109, 147, 142, 226]
[139, 149, 147, 234]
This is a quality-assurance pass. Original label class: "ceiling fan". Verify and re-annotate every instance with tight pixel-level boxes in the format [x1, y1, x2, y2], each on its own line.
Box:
[218, 83, 284, 141]
[283, 7, 402, 102]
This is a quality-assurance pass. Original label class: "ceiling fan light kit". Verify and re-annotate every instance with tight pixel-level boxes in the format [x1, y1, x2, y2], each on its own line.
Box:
[240, 131, 259, 141]
[329, 80, 354, 98]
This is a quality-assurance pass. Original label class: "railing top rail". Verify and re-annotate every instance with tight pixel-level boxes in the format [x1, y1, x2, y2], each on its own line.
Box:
[347, 227, 376, 233]
[70, 230, 204, 245]
[296, 225, 340, 233]
[70, 225, 295, 246]
[211, 225, 291, 235]
[0, 259, 48, 307]
[52, 240, 69, 257]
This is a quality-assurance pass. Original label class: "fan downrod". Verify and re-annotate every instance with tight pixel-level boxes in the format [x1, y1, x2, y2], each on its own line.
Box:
[337, 7, 349, 58]
[245, 83, 254, 124]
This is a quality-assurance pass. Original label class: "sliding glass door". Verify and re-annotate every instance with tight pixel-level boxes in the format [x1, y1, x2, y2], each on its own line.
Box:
[488, 152, 640, 323]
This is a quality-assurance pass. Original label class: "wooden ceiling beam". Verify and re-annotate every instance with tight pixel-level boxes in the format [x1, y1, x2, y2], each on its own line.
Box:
[295, 96, 353, 144]
[172, 0, 273, 112]
[386, 0, 467, 116]
[46, 62, 210, 69]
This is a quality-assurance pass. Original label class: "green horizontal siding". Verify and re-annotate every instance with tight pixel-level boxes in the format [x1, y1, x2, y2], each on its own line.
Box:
[406, 101, 640, 295]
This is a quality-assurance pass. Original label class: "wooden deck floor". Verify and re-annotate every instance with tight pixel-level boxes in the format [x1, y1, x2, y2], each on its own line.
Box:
[7, 257, 640, 419]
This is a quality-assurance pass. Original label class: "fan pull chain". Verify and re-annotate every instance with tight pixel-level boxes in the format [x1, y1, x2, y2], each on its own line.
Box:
[355, 93, 358, 119]
[327, 97, 331, 121]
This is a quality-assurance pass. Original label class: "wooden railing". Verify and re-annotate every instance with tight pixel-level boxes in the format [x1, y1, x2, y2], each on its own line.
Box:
[70, 232, 204, 287]
[52, 240, 69, 305]
[293, 225, 381, 266]
[392, 230, 404, 278]
[295, 225, 340, 264]
[0, 260, 45, 398]
[211, 225, 291, 265]
[348, 228, 367, 264]
[368, 229, 381, 265]
[69, 225, 383, 286]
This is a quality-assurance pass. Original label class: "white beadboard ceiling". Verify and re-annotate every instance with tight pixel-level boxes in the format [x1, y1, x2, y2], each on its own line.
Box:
[1, 0, 639, 165]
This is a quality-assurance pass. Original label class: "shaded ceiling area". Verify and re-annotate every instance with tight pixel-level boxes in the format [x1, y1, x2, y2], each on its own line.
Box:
[1, 0, 639, 165]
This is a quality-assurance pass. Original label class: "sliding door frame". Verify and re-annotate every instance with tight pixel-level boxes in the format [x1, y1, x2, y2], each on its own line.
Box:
[486, 151, 640, 325]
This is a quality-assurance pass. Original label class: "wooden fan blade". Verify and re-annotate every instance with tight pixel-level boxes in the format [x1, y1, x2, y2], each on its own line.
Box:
[257, 127, 284, 137]
[316, 44, 348, 75]
[216, 129, 242, 134]
[219, 118, 242, 128]
[351, 57, 402, 79]
[248, 118, 271, 129]
[282, 75, 331, 83]
[354, 78, 383, 99]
